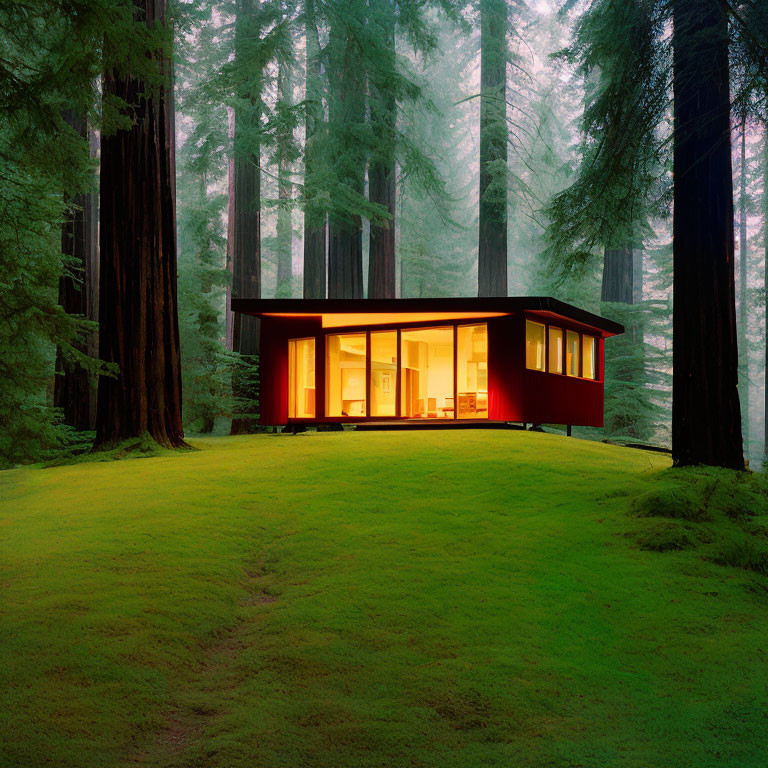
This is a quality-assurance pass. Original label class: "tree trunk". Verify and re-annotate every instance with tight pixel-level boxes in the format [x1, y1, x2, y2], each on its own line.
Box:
[96, 0, 185, 448]
[601, 247, 634, 304]
[477, 0, 507, 298]
[327, 19, 365, 299]
[302, 0, 326, 299]
[763, 120, 768, 466]
[275, 58, 293, 299]
[738, 116, 749, 449]
[671, 0, 743, 468]
[229, 0, 261, 434]
[54, 110, 95, 431]
[368, 0, 396, 300]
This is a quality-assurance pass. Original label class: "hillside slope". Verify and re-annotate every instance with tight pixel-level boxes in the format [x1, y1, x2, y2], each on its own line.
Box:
[2, 431, 768, 768]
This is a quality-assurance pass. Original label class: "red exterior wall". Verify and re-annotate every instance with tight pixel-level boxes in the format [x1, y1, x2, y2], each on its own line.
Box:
[259, 315, 321, 425]
[520, 314, 606, 427]
[488, 315, 524, 421]
[258, 311, 610, 427]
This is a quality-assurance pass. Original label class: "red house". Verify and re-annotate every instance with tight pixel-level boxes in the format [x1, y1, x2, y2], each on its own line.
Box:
[231, 297, 624, 428]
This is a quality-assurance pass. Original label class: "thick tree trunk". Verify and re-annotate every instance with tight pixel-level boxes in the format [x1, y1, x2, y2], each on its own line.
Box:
[672, 0, 743, 468]
[96, 0, 185, 448]
[229, 0, 261, 434]
[302, 0, 326, 299]
[327, 21, 365, 299]
[477, 0, 507, 298]
[738, 117, 749, 449]
[55, 110, 94, 431]
[368, 0, 396, 300]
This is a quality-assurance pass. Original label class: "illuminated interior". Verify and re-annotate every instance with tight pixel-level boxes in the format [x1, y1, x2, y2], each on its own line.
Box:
[326, 333, 366, 417]
[401, 327, 454, 418]
[583, 335, 596, 379]
[288, 338, 316, 418]
[548, 326, 563, 374]
[526, 320, 546, 371]
[457, 324, 488, 418]
[566, 330, 580, 377]
[370, 331, 397, 417]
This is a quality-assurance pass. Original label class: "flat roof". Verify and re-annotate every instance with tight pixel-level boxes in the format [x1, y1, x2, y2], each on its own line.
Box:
[230, 297, 625, 336]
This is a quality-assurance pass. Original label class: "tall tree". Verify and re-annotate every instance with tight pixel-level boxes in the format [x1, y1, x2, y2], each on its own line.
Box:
[737, 114, 749, 449]
[477, 0, 507, 297]
[96, 0, 185, 448]
[274, 54, 297, 298]
[54, 110, 96, 432]
[229, 0, 262, 434]
[764, 122, 768, 466]
[671, 0, 743, 468]
[326, 10, 366, 299]
[367, 0, 397, 299]
[302, 0, 326, 298]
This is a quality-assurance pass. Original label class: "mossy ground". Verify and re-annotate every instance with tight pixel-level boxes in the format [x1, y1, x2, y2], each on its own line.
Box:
[2, 431, 768, 768]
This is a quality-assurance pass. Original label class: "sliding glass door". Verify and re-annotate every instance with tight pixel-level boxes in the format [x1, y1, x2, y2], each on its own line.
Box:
[400, 327, 454, 418]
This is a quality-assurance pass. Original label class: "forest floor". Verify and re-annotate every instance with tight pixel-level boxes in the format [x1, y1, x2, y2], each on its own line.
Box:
[2, 430, 768, 768]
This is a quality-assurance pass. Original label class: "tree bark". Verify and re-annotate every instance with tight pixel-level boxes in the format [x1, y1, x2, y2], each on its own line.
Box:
[477, 0, 507, 298]
[96, 0, 185, 448]
[326, 18, 365, 299]
[601, 247, 634, 305]
[229, 0, 261, 434]
[738, 116, 749, 448]
[672, 0, 743, 468]
[368, 0, 396, 300]
[302, 0, 326, 299]
[55, 110, 95, 431]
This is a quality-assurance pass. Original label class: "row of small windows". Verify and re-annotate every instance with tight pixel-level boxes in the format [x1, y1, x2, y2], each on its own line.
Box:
[525, 320, 597, 380]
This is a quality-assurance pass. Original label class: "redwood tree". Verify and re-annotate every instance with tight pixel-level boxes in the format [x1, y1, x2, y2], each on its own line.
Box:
[302, 0, 326, 299]
[229, 0, 262, 434]
[96, 0, 185, 448]
[326, 14, 365, 299]
[367, 0, 396, 299]
[672, 0, 743, 468]
[54, 110, 96, 431]
[477, 0, 507, 297]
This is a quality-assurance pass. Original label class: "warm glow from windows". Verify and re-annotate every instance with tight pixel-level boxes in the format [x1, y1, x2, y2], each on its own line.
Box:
[370, 331, 397, 417]
[548, 327, 563, 374]
[401, 327, 454, 418]
[457, 324, 488, 418]
[566, 330, 580, 377]
[526, 320, 546, 371]
[320, 312, 507, 328]
[326, 333, 366, 417]
[288, 338, 315, 418]
[583, 335, 596, 379]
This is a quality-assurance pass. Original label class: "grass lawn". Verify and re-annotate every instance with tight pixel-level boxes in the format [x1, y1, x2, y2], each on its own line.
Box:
[2, 430, 768, 767]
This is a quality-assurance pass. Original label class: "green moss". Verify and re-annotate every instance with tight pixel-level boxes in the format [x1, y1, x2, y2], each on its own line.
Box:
[635, 521, 700, 552]
[3, 432, 768, 767]
[712, 537, 768, 577]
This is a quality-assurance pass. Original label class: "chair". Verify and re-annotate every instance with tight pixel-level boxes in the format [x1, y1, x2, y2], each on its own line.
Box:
[427, 397, 437, 418]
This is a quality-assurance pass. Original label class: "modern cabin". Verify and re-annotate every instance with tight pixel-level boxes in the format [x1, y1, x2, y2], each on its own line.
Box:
[230, 297, 624, 428]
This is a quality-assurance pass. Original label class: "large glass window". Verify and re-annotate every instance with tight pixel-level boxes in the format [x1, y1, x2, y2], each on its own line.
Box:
[548, 327, 563, 374]
[526, 320, 546, 371]
[326, 333, 366, 417]
[583, 335, 597, 380]
[457, 324, 488, 418]
[566, 330, 580, 377]
[288, 338, 316, 418]
[370, 331, 397, 417]
[401, 327, 454, 418]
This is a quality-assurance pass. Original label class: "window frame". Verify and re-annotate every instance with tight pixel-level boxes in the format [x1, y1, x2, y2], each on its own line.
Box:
[288, 336, 317, 419]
